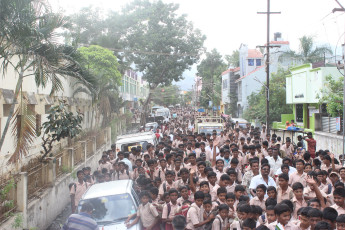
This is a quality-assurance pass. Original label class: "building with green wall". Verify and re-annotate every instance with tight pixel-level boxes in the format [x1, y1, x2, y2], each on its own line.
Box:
[273, 63, 343, 132]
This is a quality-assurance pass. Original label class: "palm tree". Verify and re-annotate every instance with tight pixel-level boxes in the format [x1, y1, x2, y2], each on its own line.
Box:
[0, 0, 89, 162]
[279, 35, 333, 64]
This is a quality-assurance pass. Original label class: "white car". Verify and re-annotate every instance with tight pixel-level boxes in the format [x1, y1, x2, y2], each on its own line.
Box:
[116, 131, 157, 152]
[144, 122, 159, 132]
[78, 180, 141, 230]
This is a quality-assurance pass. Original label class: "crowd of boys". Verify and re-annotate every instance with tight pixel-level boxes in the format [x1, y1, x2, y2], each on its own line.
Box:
[66, 109, 345, 230]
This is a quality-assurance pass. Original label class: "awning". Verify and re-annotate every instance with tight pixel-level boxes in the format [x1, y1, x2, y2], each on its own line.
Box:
[25, 92, 38, 105]
[1, 88, 16, 104]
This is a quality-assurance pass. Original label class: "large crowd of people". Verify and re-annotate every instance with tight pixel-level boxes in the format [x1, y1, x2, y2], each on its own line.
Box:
[63, 108, 345, 230]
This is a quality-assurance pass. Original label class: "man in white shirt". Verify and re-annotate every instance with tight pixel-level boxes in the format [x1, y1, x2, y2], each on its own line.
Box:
[205, 139, 219, 162]
[249, 163, 276, 196]
[260, 125, 267, 141]
[267, 148, 282, 173]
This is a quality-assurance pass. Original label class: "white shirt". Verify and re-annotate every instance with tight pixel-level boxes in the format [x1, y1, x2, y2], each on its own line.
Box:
[275, 166, 297, 176]
[205, 146, 219, 161]
[249, 174, 276, 190]
[188, 124, 194, 131]
[267, 156, 282, 173]
[122, 158, 133, 171]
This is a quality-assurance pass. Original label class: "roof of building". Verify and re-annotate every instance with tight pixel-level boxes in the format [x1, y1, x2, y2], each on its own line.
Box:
[235, 66, 265, 83]
[221, 67, 241, 76]
[247, 49, 263, 59]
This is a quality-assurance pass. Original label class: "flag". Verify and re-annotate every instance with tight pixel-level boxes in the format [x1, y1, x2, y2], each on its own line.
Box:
[275, 223, 285, 230]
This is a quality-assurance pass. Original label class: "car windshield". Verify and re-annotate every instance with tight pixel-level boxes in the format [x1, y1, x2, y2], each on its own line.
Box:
[121, 141, 148, 152]
[199, 125, 223, 134]
[79, 194, 136, 224]
[239, 123, 247, 128]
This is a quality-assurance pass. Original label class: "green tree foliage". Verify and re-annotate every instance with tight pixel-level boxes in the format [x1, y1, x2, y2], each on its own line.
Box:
[0, 0, 87, 156]
[65, 7, 131, 74]
[64, 6, 106, 46]
[226, 93, 238, 118]
[319, 75, 343, 117]
[152, 85, 181, 107]
[225, 50, 240, 67]
[243, 68, 293, 123]
[65, 0, 206, 125]
[78, 45, 121, 84]
[121, 0, 205, 87]
[183, 91, 193, 106]
[280, 35, 332, 64]
[41, 101, 83, 160]
[119, 0, 205, 124]
[197, 49, 226, 108]
[74, 45, 123, 127]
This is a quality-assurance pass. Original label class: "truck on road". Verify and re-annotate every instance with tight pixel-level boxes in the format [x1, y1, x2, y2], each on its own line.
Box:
[194, 116, 224, 134]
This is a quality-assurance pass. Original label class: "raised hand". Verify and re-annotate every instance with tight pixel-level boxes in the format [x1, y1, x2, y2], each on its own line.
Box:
[306, 175, 317, 186]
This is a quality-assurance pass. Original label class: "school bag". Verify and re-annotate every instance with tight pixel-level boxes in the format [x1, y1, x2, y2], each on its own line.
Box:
[175, 204, 190, 218]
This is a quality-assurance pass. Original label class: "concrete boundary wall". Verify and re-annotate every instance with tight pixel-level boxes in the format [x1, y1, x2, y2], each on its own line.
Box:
[271, 130, 344, 158]
[314, 131, 344, 156]
[1, 127, 111, 230]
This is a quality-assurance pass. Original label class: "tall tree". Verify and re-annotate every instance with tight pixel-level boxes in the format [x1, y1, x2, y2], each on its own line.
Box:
[151, 85, 181, 107]
[318, 75, 343, 117]
[65, 7, 131, 75]
[0, 0, 87, 160]
[63, 6, 106, 46]
[119, 0, 206, 124]
[197, 49, 226, 109]
[73, 45, 122, 127]
[225, 50, 240, 67]
[243, 68, 293, 123]
[280, 35, 332, 64]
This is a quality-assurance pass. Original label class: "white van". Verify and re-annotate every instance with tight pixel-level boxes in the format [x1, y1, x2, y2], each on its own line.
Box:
[116, 131, 157, 153]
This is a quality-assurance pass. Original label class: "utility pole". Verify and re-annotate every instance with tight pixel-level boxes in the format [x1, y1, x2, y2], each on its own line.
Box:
[257, 0, 280, 131]
[333, 0, 345, 164]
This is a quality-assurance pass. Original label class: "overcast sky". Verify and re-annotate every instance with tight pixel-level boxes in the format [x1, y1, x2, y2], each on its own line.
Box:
[52, 0, 345, 90]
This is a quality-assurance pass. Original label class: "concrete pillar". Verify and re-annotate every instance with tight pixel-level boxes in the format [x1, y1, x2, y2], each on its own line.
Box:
[79, 141, 87, 166]
[46, 158, 56, 187]
[105, 129, 108, 145]
[67, 148, 74, 168]
[108, 127, 112, 145]
[93, 136, 97, 154]
[17, 172, 28, 228]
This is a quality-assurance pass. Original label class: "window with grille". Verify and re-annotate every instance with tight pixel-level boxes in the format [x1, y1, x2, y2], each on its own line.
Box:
[248, 59, 254, 66]
[296, 104, 303, 122]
